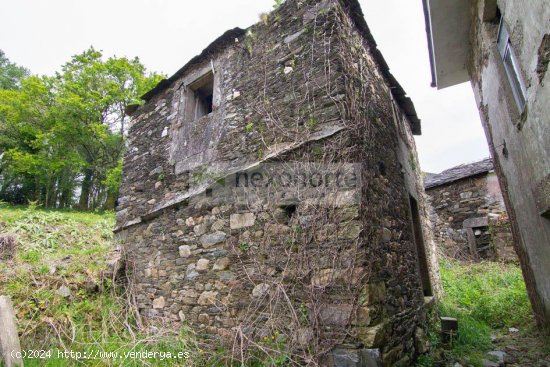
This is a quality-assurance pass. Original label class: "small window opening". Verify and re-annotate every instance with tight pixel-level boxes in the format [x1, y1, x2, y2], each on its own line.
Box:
[280, 204, 297, 225]
[497, 16, 527, 112]
[472, 225, 492, 259]
[492, 6, 501, 24]
[483, 2, 500, 24]
[187, 71, 214, 121]
[377, 161, 386, 177]
[409, 195, 433, 297]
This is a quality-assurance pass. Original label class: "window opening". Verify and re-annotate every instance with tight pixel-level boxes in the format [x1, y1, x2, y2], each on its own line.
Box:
[409, 195, 433, 297]
[472, 225, 492, 259]
[187, 71, 214, 121]
[497, 16, 527, 111]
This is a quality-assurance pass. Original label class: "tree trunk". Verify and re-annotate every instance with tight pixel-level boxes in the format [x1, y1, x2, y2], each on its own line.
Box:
[0, 296, 23, 367]
[104, 189, 117, 211]
[78, 169, 93, 210]
[59, 187, 71, 209]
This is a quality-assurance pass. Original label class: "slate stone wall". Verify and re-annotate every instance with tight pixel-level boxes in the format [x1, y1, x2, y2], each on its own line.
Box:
[116, 0, 437, 364]
[426, 173, 516, 261]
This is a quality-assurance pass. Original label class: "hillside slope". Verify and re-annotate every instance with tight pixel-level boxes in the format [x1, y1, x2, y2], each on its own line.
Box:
[0, 204, 196, 366]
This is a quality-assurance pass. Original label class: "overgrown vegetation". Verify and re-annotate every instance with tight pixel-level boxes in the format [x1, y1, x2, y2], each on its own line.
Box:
[417, 258, 539, 366]
[0, 49, 163, 210]
[1, 204, 547, 366]
[0, 203, 199, 366]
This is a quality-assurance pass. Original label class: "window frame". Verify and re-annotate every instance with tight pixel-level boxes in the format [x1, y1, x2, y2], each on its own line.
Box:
[497, 16, 527, 112]
[184, 70, 215, 122]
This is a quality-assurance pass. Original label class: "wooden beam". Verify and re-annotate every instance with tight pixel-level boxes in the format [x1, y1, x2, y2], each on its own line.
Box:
[0, 296, 23, 367]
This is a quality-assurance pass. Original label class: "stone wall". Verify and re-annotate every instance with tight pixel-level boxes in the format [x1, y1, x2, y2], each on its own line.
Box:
[116, 0, 438, 364]
[426, 172, 515, 261]
[468, 0, 550, 328]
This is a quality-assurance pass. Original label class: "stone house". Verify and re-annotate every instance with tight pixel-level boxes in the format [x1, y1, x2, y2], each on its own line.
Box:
[422, 0, 550, 329]
[116, 0, 440, 364]
[425, 158, 515, 261]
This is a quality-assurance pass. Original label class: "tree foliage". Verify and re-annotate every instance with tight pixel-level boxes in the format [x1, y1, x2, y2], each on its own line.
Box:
[0, 48, 163, 210]
[0, 50, 30, 90]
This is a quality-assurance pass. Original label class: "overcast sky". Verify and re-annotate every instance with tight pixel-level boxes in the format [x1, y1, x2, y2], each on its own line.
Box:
[0, 0, 490, 173]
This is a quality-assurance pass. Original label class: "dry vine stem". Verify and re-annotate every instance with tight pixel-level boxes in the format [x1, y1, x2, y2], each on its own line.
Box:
[115, 0, 438, 365]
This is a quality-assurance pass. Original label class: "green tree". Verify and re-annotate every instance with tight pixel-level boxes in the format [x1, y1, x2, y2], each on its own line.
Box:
[0, 50, 29, 90]
[0, 76, 83, 207]
[53, 48, 163, 209]
[0, 48, 163, 210]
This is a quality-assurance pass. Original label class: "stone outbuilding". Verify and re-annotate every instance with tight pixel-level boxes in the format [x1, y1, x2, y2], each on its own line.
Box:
[116, 0, 439, 364]
[423, 0, 550, 329]
[425, 158, 516, 261]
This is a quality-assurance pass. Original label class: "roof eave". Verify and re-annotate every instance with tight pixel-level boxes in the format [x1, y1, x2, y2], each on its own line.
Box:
[422, 0, 437, 88]
[422, 0, 472, 90]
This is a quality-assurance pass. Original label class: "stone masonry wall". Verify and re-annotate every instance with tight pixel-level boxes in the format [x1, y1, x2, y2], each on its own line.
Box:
[334, 3, 439, 365]
[116, 0, 436, 365]
[426, 172, 515, 261]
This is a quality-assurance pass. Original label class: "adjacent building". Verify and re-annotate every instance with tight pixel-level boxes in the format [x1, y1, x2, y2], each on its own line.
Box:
[116, 0, 440, 364]
[425, 158, 516, 262]
[423, 0, 550, 328]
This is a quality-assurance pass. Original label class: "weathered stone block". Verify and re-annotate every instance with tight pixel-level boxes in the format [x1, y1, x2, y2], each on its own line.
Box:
[199, 231, 226, 247]
[311, 268, 339, 287]
[185, 217, 195, 227]
[230, 213, 255, 229]
[356, 322, 389, 348]
[212, 257, 230, 271]
[178, 245, 191, 258]
[194, 223, 208, 236]
[186, 264, 199, 280]
[414, 327, 430, 354]
[381, 227, 392, 242]
[252, 283, 270, 298]
[196, 258, 210, 271]
[318, 304, 353, 326]
[197, 291, 218, 305]
[293, 327, 313, 347]
[152, 296, 165, 309]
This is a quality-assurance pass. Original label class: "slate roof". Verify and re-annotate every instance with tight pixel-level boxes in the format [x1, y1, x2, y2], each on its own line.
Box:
[424, 158, 494, 189]
[138, 0, 421, 135]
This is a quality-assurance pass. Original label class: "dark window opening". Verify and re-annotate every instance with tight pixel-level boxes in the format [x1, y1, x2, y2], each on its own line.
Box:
[472, 225, 492, 259]
[483, 2, 500, 24]
[409, 195, 433, 297]
[187, 71, 214, 121]
[377, 161, 386, 177]
[280, 204, 297, 225]
[493, 6, 501, 24]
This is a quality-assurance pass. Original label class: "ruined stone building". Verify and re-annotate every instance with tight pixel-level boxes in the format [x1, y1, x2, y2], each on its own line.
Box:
[116, 0, 440, 365]
[423, 0, 550, 329]
[425, 158, 516, 261]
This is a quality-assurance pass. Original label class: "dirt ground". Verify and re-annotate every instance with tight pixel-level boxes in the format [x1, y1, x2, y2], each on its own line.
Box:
[490, 328, 550, 367]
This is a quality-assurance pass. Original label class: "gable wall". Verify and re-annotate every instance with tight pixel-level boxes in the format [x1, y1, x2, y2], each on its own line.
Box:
[115, 0, 436, 364]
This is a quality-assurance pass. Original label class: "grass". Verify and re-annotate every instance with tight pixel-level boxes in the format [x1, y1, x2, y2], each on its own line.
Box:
[0, 203, 200, 366]
[0, 203, 543, 366]
[417, 258, 536, 366]
[439, 259, 532, 328]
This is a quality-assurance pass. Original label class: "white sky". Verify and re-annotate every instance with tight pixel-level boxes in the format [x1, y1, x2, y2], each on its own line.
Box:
[0, 0, 489, 173]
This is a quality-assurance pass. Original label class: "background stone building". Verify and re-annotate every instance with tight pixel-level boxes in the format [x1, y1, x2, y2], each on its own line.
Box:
[423, 0, 550, 329]
[425, 158, 515, 261]
[116, 0, 440, 364]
